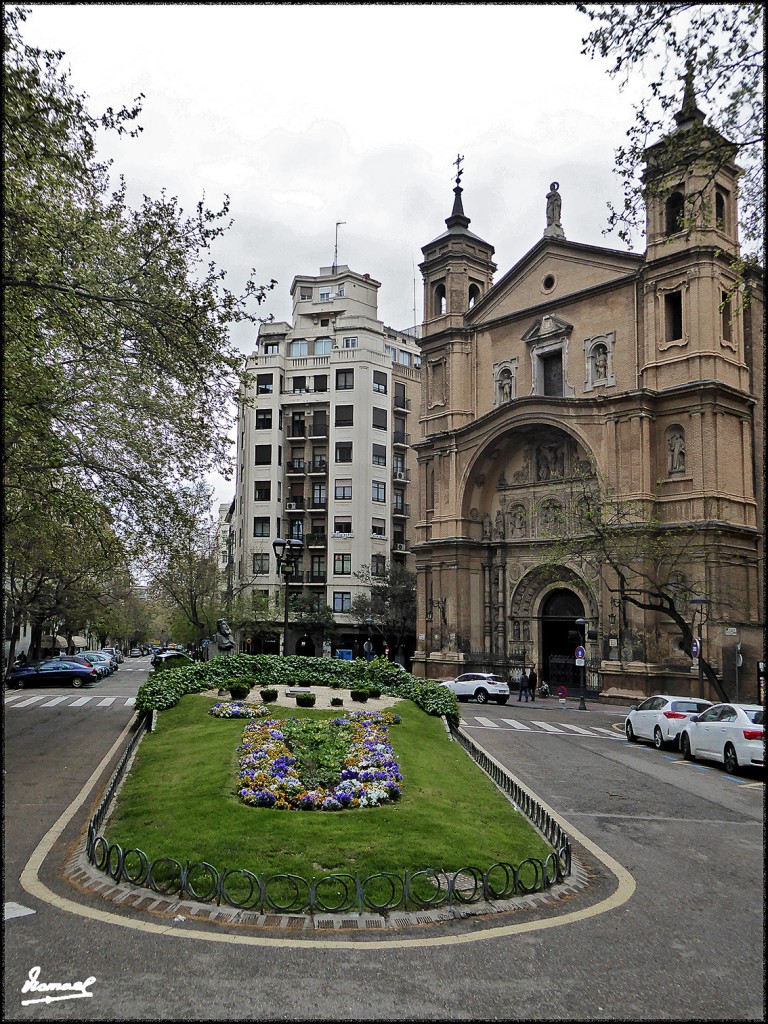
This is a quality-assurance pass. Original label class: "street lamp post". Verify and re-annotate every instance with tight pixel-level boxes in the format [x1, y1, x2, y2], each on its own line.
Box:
[364, 616, 374, 661]
[575, 616, 588, 711]
[690, 595, 710, 699]
[272, 537, 304, 657]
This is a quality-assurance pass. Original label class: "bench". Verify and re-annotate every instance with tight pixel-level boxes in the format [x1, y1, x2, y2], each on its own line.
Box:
[284, 687, 313, 697]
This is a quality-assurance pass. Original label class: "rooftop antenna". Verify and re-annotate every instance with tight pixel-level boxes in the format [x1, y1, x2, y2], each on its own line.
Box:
[333, 221, 346, 274]
[412, 254, 417, 327]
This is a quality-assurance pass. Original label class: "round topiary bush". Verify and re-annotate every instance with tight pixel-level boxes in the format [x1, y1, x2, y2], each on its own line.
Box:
[260, 687, 278, 703]
[330, 696, 344, 707]
[367, 686, 382, 699]
[350, 689, 369, 703]
[295, 693, 316, 707]
[228, 679, 252, 701]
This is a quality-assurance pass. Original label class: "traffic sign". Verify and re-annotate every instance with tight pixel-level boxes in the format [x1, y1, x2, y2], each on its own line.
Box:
[691, 638, 701, 658]
[575, 645, 586, 659]
[575, 657, 585, 666]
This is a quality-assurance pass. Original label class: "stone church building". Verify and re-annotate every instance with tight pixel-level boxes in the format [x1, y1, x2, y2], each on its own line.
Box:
[411, 83, 764, 703]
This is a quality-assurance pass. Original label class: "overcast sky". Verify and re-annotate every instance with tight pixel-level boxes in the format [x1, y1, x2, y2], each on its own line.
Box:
[21, 2, 650, 506]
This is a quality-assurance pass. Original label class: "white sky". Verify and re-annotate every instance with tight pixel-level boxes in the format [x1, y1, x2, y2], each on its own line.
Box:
[20, 2, 650, 506]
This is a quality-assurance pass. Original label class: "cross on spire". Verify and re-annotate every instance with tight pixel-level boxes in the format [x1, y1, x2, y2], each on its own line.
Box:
[454, 153, 464, 187]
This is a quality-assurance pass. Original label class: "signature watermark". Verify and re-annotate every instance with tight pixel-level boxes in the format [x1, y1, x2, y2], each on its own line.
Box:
[21, 965, 96, 1005]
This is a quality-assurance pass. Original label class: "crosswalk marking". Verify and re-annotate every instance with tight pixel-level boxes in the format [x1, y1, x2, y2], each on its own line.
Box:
[4, 692, 137, 709]
[96, 697, 117, 707]
[532, 721, 564, 733]
[40, 696, 70, 708]
[558, 723, 596, 735]
[475, 716, 499, 728]
[501, 718, 532, 731]
[69, 696, 94, 706]
[591, 726, 622, 736]
[10, 694, 48, 708]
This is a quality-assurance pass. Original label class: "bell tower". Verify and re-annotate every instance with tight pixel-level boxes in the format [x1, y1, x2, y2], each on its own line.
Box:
[419, 156, 496, 338]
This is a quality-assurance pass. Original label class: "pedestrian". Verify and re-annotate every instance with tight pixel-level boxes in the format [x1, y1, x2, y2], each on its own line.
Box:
[528, 665, 538, 701]
[517, 668, 529, 702]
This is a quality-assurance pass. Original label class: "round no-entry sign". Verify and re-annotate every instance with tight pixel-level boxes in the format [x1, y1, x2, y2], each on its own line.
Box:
[575, 645, 586, 659]
[557, 686, 567, 699]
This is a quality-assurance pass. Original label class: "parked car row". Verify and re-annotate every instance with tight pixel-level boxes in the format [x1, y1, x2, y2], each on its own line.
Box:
[625, 694, 764, 774]
[5, 646, 127, 688]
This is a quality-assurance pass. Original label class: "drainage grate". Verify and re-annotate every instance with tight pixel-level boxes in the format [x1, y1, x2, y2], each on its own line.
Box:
[365, 919, 383, 928]
[286, 917, 305, 930]
[263, 915, 282, 927]
[316, 919, 335, 929]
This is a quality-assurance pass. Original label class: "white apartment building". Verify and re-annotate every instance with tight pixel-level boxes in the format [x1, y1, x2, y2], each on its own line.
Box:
[231, 265, 421, 658]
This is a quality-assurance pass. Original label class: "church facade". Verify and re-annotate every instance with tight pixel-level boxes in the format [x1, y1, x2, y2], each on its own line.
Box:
[411, 89, 764, 703]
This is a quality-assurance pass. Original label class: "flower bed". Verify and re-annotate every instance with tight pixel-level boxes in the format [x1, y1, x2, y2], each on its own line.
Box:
[208, 701, 270, 719]
[237, 710, 403, 810]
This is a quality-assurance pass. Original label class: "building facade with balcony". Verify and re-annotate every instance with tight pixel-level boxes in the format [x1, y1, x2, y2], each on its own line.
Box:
[231, 265, 421, 657]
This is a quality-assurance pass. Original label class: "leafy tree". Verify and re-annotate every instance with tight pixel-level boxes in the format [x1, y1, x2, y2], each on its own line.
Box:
[2, 6, 276, 543]
[543, 471, 732, 700]
[290, 594, 338, 650]
[578, 4, 764, 259]
[351, 562, 417, 659]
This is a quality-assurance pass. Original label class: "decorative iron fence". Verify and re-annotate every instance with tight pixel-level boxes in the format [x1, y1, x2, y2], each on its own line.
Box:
[84, 713, 572, 916]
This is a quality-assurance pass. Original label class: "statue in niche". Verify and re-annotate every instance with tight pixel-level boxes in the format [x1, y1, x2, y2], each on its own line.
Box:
[668, 431, 686, 474]
[482, 513, 492, 539]
[549, 444, 564, 478]
[513, 620, 521, 641]
[522, 620, 530, 641]
[540, 501, 561, 534]
[513, 449, 531, 483]
[536, 446, 551, 480]
[509, 505, 527, 537]
[592, 344, 608, 380]
[500, 371, 513, 402]
[536, 442, 564, 480]
[495, 510, 505, 539]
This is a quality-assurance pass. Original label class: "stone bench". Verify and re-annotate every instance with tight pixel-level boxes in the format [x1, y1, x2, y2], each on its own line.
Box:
[284, 687, 313, 697]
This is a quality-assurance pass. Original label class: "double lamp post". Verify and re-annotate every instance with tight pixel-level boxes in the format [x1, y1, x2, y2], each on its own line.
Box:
[272, 537, 304, 656]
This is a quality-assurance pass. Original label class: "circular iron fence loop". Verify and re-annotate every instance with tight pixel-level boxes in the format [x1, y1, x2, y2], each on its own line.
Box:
[107, 843, 124, 881]
[516, 857, 543, 894]
[220, 868, 259, 909]
[122, 848, 149, 885]
[359, 872, 404, 912]
[263, 873, 309, 913]
[543, 851, 559, 887]
[408, 869, 449, 909]
[311, 873, 356, 914]
[484, 861, 517, 900]
[91, 835, 109, 871]
[450, 866, 484, 904]
[185, 862, 220, 902]
[146, 857, 183, 895]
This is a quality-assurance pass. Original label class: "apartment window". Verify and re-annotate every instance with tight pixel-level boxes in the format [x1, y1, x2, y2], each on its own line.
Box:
[252, 553, 269, 575]
[253, 517, 270, 537]
[319, 288, 331, 302]
[393, 453, 405, 475]
[335, 442, 353, 463]
[254, 444, 271, 465]
[333, 592, 352, 613]
[314, 374, 328, 393]
[384, 344, 397, 362]
[372, 480, 386, 503]
[314, 337, 332, 355]
[371, 517, 386, 537]
[255, 410, 272, 429]
[311, 482, 327, 507]
[665, 292, 683, 341]
[291, 376, 307, 393]
[299, 287, 312, 300]
[290, 339, 308, 357]
[336, 368, 354, 390]
[310, 554, 326, 578]
[372, 554, 387, 577]
[342, 336, 358, 348]
[334, 553, 352, 575]
[290, 520, 303, 540]
[263, 343, 279, 355]
[334, 516, 352, 534]
[254, 482, 271, 501]
[373, 370, 388, 394]
[372, 443, 387, 467]
[394, 382, 406, 408]
[337, 285, 345, 297]
[372, 407, 388, 430]
[256, 373, 273, 394]
[335, 405, 354, 427]
[335, 479, 352, 500]
[398, 350, 412, 366]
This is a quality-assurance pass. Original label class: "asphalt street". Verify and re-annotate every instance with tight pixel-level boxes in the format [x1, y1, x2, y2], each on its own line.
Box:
[3, 659, 764, 1021]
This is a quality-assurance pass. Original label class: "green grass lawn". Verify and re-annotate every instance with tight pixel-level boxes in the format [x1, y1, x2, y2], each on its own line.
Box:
[105, 695, 552, 883]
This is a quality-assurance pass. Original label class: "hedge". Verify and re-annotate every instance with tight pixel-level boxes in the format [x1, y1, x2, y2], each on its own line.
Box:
[134, 654, 459, 724]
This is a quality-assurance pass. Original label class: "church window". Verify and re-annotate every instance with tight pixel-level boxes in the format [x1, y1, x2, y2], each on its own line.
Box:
[721, 291, 732, 343]
[541, 352, 564, 398]
[665, 191, 685, 235]
[664, 292, 683, 341]
[468, 283, 481, 308]
[434, 282, 447, 316]
[715, 189, 727, 232]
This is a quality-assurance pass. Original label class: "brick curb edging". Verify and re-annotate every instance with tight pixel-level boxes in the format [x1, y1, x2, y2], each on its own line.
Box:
[64, 836, 591, 932]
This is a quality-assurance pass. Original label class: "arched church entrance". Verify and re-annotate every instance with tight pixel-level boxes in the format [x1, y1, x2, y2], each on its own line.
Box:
[541, 588, 584, 692]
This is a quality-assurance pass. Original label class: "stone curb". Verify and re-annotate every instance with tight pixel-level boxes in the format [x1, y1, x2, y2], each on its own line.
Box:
[64, 837, 591, 932]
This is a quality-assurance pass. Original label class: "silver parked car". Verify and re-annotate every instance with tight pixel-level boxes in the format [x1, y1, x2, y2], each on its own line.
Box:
[439, 672, 510, 705]
[625, 694, 713, 749]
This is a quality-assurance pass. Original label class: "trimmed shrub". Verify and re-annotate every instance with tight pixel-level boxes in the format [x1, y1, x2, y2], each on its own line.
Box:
[295, 693, 316, 707]
[330, 697, 344, 707]
[228, 678, 252, 701]
[260, 688, 278, 703]
[350, 689, 369, 703]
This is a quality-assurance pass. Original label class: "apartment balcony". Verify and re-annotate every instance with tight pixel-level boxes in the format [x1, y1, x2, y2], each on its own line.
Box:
[305, 533, 327, 547]
[392, 431, 410, 447]
[392, 503, 410, 518]
[308, 459, 328, 475]
[304, 571, 327, 585]
[285, 499, 305, 512]
[307, 425, 329, 439]
[309, 500, 327, 511]
[392, 539, 408, 553]
[286, 460, 306, 475]
[393, 397, 412, 412]
[285, 427, 306, 439]
[392, 469, 409, 483]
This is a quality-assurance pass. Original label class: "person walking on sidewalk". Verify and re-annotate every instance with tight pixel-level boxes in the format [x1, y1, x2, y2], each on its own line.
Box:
[517, 668, 529, 702]
[528, 665, 537, 701]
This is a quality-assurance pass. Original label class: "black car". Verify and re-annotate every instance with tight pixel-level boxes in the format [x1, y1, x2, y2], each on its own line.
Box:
[7, 660, 99, 689]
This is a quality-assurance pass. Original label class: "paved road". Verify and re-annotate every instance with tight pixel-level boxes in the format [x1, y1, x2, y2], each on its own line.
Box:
[3, 671, 764, 1020]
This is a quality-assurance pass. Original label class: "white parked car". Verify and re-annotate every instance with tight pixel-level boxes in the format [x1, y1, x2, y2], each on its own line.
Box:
[624, 694, 713, 749]
[439, 672, 510, 705]
[679, 703, 764, 773]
